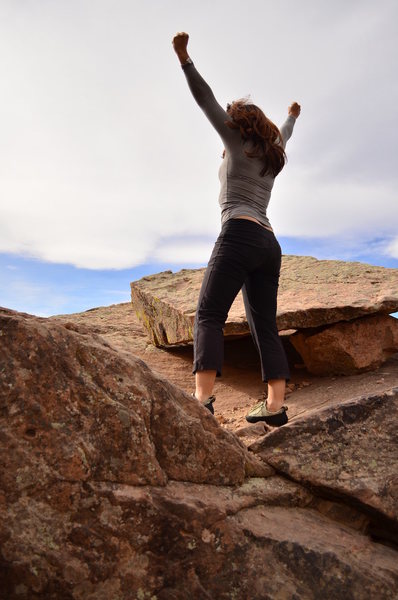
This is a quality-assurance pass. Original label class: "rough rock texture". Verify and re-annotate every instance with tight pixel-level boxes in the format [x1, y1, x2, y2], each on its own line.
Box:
[290, 313, 398, 375]
[0, 308, 260, 492]
[4, 477, 398, 600]
[251, 388, 398, 543]
[2, 307, 398, 599]
[51, 302, 398, 438]
[130, 256, 398, 346]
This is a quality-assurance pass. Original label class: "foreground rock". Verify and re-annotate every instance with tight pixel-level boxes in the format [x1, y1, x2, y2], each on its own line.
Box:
[251, 387, 398, 543]
[130, 256, 398, 346]
[0, 308, 261, 491]
[1, 307, 398, 599]
[290, 313, 398, 375]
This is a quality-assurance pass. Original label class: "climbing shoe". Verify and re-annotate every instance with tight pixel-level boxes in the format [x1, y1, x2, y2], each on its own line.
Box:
[192, 393, 216, 415]
[245, 401, 288, 426]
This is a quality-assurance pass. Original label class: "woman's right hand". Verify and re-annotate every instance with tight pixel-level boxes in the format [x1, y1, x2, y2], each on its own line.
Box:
[288, 102, 301, 118]
[172, 32, 190, 64]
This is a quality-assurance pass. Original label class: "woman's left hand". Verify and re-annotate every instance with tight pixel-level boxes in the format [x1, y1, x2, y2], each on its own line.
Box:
[288, 102, 301, 118]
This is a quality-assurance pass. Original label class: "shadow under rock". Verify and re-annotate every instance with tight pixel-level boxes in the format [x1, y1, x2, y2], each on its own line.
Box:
[163, 334, 306, 389]
[162, 335, 263, 371]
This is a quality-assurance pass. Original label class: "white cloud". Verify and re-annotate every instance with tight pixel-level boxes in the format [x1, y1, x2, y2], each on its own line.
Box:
[270, 165, 398, 239]
[0, 0, 397, 269]
[152, 237, 214, 265]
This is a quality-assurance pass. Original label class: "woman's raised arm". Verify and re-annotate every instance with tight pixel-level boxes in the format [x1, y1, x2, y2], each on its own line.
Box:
[279, 102, 301, 147]
[172, 32, 237, 148]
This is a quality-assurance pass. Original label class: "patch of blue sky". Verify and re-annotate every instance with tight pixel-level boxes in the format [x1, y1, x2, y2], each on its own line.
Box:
[0, 253, 174, 317]
[278, 235, 398, 269]
[1, 237, 397, 318]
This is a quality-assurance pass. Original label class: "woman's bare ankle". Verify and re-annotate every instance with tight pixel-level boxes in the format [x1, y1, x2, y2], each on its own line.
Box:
[266, 379, 286, 412]
[194, 392, 209, 402]
[266, 399, 284, 412]
[195, 370, 217, 403]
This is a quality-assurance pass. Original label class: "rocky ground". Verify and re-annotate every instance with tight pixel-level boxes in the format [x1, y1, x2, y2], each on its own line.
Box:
[52, 301, 398, 446]
[2, 304, 398, 599]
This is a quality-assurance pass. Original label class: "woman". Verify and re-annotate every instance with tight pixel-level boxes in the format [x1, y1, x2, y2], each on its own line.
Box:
[172, 32, 301, 427]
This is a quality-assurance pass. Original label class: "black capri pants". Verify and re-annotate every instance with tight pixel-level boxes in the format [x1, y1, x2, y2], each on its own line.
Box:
[193, 218, 290, 382]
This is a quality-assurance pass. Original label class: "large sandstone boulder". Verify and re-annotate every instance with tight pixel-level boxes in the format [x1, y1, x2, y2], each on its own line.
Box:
[250, 387, 398, 542]
[2, 307, 398, 599]
[0, 308, 259, 492]
[130, 256, 398, 346]
[290, 313, 398, 375]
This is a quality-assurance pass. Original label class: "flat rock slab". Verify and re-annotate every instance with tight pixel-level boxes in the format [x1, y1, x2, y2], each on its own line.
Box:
[130, 255, 398, 346]
[250, 388, 398, 537]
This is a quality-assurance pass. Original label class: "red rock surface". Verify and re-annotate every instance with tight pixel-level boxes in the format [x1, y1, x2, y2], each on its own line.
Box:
[1, 306, 398, 598]
[0, 308, 259, 491]
[290, 313, 398, 375]
[51, 302, 398, 439]
[251, 388, 398, 537]
[130, 257, 398, 346]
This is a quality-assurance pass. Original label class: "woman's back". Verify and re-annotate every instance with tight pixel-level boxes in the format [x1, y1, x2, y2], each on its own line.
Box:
[218, 139, 276, 227]
[182, 62, 296, 228]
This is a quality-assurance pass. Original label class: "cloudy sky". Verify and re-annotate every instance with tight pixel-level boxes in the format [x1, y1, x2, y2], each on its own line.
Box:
[1, 0, 397, 316]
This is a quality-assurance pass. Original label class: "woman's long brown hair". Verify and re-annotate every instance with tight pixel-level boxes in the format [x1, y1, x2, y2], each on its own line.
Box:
[225, 99, 286, 177]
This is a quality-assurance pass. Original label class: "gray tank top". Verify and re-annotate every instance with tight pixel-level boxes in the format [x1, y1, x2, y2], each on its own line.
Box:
[182, 62, 296, 230]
